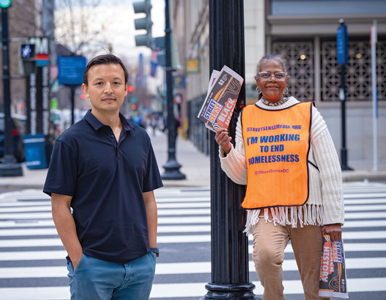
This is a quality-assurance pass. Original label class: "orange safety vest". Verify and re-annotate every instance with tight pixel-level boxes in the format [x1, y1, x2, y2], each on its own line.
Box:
[241, 102, 313, 210]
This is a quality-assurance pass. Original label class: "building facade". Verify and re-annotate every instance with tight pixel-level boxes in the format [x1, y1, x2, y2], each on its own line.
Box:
[171, 0, 386, 169]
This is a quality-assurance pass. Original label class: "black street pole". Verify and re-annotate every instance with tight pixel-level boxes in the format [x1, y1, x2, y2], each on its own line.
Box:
[201, 1, 258, 299]
[161, 0, 185, 180]
[0, 7, 23, 177]
[338, 19, 353, 171]
[340, 65, 350, 170]
[71, 86, 75, 125]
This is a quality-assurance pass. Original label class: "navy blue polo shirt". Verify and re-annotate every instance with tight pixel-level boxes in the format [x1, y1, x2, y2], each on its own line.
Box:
[43, 110, 163, 264]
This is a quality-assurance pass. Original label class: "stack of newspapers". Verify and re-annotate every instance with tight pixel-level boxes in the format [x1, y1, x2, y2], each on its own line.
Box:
[319, 235, 349, 298]
[197, 65, 244, 132]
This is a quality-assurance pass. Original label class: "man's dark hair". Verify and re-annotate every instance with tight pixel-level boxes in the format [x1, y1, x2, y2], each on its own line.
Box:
[83, 54, 129, 86]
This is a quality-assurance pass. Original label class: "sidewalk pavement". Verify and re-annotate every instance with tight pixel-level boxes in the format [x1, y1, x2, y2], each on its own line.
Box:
[0, 128, 385, 190]
[0, 129, 210, 190]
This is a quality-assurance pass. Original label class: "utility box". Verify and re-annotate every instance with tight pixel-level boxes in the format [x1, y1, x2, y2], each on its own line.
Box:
[23, 133, 48, 169]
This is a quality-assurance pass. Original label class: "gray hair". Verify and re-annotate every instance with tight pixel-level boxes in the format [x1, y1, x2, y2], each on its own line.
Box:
[256, 54, 289, 76]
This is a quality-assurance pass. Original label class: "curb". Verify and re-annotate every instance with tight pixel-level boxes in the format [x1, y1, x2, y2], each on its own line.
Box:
[342, 171, 386, 182]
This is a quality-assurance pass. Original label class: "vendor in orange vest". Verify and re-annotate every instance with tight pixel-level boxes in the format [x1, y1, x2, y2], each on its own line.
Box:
[215, 54, 344, 300]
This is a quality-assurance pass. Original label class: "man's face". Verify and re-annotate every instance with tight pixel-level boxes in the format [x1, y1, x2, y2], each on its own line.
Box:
[82, 63, 127, 113]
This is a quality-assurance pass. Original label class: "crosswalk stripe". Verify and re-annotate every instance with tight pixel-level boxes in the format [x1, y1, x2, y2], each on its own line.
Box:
[0, 198, 211, 207]
[156, 198, 210, 202]
[0, 250, 67, 260]
[1, 242, 386, 261]
[0, 220, 55, 227]
[345, 199, 386, 204]
[344, 212, 386, 218]
[147, 216, 211, 224]
[254, 242, 386, 254]
[3, 211, 386, 220]
[0, 216, 212, 228]
[0, 197, 386, 207]
[344, 193, 386, 198]
[5, 203, 386, 214]
[344, 204, 386, 211]
[3, 196, 386, 207]
[344, 220, 386, 227]
[0, 230, 385, 248]
[0, 257, 385, 278]
[150, 278, 386, 298]
[2, 218, 386, 229]
[0, 207, 52, 213]
[2, 219, 386, 237]
[0, 209, 211, 219]
[0, 202, 50, 207]
[0, 202, 211, 213]
[0, 277, 385, 300]
[3, 198, 386, 208]
[0, 225, 212, 236]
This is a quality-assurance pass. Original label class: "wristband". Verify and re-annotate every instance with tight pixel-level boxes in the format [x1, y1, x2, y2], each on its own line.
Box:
[150, 247, 159, 257]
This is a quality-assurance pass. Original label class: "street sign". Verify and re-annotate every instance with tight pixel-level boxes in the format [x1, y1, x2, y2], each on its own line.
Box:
[337, 24, 349, 65]
[57, 56, 87, 86]
[186, 59, 200, 73]
[174, 75, 186, 90]
[27, 37, 49, 66]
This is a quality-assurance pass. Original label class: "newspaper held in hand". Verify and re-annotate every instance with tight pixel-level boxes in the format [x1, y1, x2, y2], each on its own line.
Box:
[197, 65, 244, 132]
[319, 235, 349, 298]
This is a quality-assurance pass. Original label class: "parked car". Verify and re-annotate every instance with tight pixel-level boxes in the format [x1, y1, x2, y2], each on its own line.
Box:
[0, 113, 25, 163]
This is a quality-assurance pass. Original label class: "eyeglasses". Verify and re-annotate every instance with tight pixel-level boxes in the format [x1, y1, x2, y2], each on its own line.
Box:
[258, 72, 286, 81]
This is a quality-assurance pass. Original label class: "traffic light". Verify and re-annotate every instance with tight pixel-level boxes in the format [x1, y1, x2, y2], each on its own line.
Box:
[131, 104, 137, 110]
[127, 85, 134, 93]
[0, 0, 12, 8]
[133, 0, 153, 48]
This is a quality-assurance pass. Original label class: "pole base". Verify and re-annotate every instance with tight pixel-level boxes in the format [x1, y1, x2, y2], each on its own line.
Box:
[0, 162, 23, 177]
[340, 148, 353, 171]
[162, 158, 186, 180]
[200, 283, 261, 300]
[341, 165, 354, 171]
[161, 167, 186, 180]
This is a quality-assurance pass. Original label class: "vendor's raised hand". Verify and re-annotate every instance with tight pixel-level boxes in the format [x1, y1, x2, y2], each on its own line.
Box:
[215, 128, 232, 155]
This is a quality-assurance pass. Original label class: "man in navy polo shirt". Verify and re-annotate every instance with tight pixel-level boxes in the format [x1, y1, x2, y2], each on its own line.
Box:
[44, 54, 163, 300]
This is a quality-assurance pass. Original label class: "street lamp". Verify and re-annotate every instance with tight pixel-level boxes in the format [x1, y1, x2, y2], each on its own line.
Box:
[201, 1, 259, 299]
[0, 3, 23, 177]
[161, 0, 185, 180]
[336, 19, 353, 171]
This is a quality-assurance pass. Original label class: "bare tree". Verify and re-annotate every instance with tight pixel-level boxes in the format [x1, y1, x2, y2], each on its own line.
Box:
[54, 0, 114, 56]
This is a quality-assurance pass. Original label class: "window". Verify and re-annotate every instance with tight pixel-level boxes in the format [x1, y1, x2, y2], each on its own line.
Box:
[321, 40, 386, 101]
